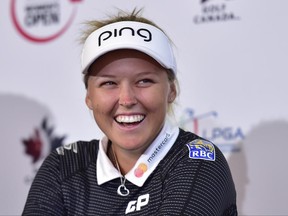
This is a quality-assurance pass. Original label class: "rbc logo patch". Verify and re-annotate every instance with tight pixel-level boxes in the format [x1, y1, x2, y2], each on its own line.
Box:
[186, 139, 216, 161]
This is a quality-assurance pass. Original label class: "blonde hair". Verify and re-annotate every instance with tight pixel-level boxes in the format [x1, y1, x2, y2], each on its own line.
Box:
[80, 8, 164, 44]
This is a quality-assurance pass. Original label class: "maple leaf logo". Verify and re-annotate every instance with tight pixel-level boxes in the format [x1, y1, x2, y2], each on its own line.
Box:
[23, 129, 42, 163]
[22, 117, 66, 163]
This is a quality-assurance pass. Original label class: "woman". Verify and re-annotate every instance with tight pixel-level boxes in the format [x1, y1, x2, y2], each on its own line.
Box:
[23, 9, 237, 215]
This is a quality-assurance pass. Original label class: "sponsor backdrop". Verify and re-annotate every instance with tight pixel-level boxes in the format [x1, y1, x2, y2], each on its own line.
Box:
[1, 0, 287, 215]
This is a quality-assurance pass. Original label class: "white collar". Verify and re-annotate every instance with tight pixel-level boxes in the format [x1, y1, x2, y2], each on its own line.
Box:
[96, 120, 179, 187]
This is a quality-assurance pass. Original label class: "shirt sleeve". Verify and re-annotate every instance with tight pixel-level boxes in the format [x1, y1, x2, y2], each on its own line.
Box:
[22, 151, 65, 216]
[156, 146, 237, 216]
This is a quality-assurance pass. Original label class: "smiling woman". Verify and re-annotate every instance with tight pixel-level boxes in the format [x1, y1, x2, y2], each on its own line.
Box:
[22, 8, 237, 216]
[85, 49, 176, 170]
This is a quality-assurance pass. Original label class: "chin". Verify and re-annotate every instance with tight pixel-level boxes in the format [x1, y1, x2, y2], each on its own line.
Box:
[119, 139, 148, 151]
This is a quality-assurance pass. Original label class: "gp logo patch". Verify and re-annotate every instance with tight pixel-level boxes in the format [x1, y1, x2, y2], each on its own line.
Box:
[125, 194, 150, 214]
[186, 139, 216, 161]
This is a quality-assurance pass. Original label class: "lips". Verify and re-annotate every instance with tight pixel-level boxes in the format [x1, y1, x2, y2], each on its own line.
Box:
[115, 114, 145, 124]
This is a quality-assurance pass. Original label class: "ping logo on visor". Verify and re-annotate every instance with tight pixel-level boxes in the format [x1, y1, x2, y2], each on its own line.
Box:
[98, 27, 152, 46]
[81, 21, 176, 75]
[186, 139, 216, 161]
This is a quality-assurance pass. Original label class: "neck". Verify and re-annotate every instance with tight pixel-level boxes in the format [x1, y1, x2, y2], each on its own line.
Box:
[108, 142, 140, 175]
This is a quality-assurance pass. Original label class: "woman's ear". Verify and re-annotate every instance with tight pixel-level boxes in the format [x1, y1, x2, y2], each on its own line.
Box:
[168, 82, 177, 103]
[85, 93, 93, 110]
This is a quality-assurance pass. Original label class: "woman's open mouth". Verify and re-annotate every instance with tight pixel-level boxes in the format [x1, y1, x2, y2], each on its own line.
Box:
[115, 114, 145, 126]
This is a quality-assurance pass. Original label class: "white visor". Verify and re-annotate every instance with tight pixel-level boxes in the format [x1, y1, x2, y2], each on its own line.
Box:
[81, 21, 176, 74]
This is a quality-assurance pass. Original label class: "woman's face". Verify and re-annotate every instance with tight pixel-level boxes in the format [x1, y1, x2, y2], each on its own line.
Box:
[86, 49, 176, 153]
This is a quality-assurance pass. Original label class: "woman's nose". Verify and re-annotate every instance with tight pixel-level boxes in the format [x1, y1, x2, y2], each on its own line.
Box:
[119, 84, 137, 107]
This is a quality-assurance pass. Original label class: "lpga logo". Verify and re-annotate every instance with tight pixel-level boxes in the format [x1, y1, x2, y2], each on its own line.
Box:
[10, 0, 82, 42]
[180, 108, 244, 152]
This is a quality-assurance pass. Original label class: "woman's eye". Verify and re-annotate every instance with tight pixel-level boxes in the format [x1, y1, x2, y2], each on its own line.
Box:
[100, 81, 116, 87]
[138, 79, 153, 85]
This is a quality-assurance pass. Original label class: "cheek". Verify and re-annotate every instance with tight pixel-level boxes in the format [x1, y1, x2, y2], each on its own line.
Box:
[138, 86, 170, 109]
[93, 100, 111, 115]
[87, 91, 110, 113]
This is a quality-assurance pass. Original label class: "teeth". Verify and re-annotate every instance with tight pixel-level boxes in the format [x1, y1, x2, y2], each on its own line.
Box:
[115, 115, 144, 123]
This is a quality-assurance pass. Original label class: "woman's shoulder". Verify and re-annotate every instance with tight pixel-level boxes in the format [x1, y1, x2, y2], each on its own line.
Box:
[162, 129, 236, 203]
[165, 129, 230, 173]
[42, 139, 100, 180]
[55, 139, 100, 158]
[160, 129, 237, 214]
[173, 129, 223, 161]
